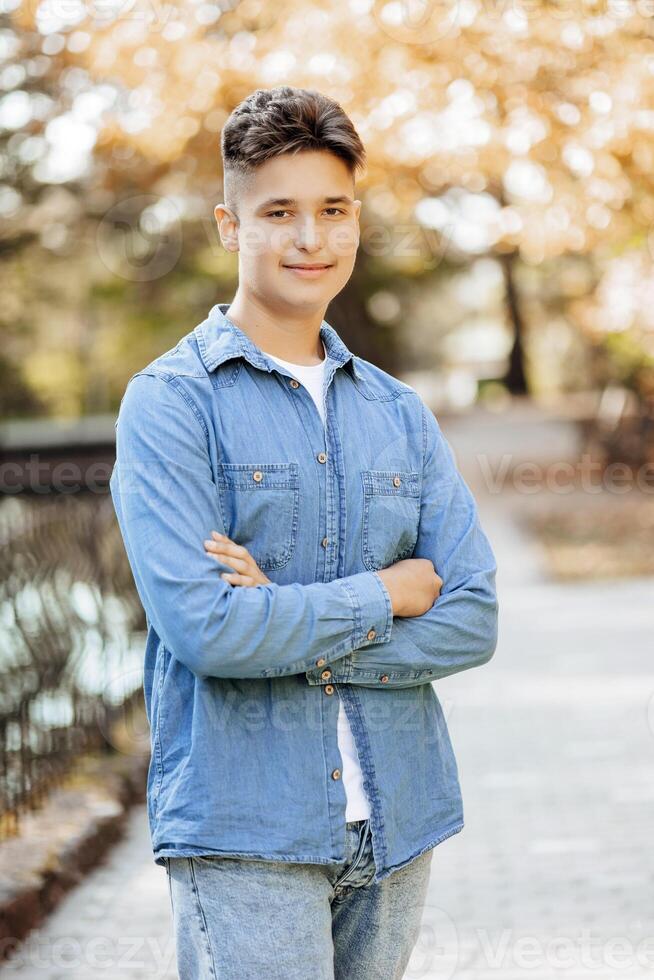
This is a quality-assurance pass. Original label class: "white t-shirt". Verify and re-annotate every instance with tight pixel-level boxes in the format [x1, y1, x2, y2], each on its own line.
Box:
[264, 340, 371, 821]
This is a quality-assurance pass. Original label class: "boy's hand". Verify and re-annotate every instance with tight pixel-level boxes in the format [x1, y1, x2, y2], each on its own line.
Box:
[376, 558, 443, 617]
[203, 530, 272, 586]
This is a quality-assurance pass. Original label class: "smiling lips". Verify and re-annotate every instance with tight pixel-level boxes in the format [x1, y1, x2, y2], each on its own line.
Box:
[282, 263, 334, 277]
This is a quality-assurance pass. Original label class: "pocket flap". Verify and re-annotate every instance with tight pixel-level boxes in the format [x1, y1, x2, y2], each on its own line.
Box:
[362, 469, 420, 496]
[217, 461, 299, 490]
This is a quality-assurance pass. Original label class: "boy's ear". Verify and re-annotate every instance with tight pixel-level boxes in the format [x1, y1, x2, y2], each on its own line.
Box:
[214, 203, 239, 252]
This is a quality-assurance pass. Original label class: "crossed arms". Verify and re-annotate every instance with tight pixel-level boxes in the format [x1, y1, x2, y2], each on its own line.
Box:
[109, 371, 498, 689]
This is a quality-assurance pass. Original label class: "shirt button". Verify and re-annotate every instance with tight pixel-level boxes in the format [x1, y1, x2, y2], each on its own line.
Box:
[316, 657, 326, 667]
[380, 674, 389, 683]
[317, 452, 327, 463]
[321, 537, 329, 548]
[393, 475, 401, 487]
[252, 470, 263, 482]
[324, 684, 334, 695]
[321, 669, 332, 680]
[331, 768, 341, 780]
[289, 379, 300, 388]
[367, 628, 376, 641]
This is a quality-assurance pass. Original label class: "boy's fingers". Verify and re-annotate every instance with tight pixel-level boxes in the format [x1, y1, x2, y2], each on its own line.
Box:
[209, 552, 249, 572]
[204, 536, 260, 578]
[206, 535, 251, 560]
[205, 539, 242, 558]
[205, 537, 232, 551]
[212, 530, 242, 550]
[221, 572, 255, 586]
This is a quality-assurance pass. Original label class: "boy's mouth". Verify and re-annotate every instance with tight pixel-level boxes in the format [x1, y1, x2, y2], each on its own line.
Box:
[282, 262, 334, 277]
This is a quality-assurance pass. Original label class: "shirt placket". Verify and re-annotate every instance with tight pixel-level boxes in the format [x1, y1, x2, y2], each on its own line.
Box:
[304, 362, 352, 687]
[245, 343, 375, 859]
[282, 359, 356, 842]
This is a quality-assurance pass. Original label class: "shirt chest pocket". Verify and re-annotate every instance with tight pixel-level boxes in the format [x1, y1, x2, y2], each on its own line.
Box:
[216, 462, 300, 570]
[361, 469, 421, 571]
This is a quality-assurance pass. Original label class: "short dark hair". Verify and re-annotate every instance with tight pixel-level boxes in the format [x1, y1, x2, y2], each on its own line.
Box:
[220, 86, 366, 215]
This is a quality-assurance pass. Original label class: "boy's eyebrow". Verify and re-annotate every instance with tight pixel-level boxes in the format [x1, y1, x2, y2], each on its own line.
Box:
[255, 195, 354, 211]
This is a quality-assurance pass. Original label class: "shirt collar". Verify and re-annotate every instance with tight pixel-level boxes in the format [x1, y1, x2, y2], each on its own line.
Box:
[194, 303, 360, 381]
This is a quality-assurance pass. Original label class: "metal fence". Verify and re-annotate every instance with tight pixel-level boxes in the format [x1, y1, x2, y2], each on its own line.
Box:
[0, 493, 146, 838]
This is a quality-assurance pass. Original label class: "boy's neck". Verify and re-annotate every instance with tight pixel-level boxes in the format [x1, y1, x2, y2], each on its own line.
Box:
[225, 289, 327, 365]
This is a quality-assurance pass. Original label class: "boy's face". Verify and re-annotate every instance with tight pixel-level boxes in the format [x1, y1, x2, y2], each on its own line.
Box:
[215, 149, 362, 316]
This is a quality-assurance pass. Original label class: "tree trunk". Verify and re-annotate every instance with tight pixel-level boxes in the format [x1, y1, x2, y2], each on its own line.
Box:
[325, 272, 399, 375]
[499, 251, 529, 395]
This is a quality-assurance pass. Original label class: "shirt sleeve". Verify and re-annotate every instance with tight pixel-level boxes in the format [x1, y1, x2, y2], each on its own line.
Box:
[307, 401, 498, 689]
[109, 371, 392, 681]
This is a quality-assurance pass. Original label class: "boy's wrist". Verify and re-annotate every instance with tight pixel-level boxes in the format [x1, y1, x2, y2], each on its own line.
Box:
[374, 568, 401, 616]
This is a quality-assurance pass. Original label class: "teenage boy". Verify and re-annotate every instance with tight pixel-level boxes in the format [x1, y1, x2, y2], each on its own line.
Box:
[110, 86, 499, 979]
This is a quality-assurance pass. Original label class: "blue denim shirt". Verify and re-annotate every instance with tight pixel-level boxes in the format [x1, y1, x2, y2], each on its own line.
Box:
[109, 302, 498, 883]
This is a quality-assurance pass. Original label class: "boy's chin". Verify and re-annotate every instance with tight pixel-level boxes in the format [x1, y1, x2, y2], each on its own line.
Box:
[272, 284, 339, 310]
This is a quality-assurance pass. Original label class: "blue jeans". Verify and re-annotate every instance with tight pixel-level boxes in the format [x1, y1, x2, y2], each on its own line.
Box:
[164, 818, 434, 978]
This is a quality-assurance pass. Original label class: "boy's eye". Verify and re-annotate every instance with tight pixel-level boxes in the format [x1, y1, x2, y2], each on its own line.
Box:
[265, 208, 347, 218]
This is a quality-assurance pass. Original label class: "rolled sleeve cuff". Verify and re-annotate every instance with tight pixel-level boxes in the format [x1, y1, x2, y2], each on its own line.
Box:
[337, 570, 393, 650]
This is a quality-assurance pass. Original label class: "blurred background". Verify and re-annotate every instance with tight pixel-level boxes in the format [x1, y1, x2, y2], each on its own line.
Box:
[0, 1, 653, 977]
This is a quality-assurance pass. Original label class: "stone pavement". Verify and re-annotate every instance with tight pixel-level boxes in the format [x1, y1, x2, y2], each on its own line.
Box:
[409, 403, 654, 979]
[3, 400, 653, 979]
[1, 811, 175, 978]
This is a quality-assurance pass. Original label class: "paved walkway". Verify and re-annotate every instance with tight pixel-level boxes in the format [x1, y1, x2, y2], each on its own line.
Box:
[415, 404, 654, 979]
[1, 812, 175, 978]
[3, 401, 653, 979]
